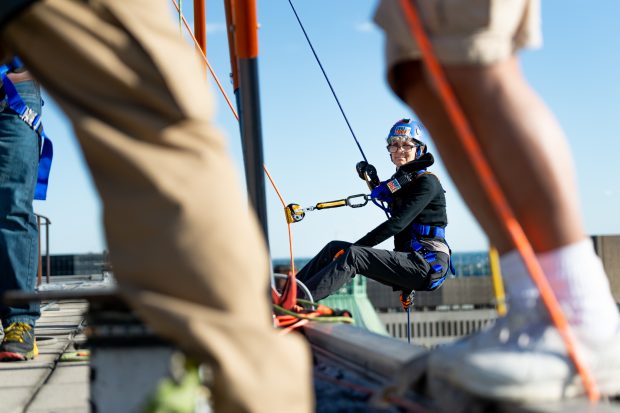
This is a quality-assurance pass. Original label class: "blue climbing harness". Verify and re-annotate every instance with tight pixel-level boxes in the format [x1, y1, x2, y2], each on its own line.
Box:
[0, 57, 53, 200]
[410, 223, 456, 291]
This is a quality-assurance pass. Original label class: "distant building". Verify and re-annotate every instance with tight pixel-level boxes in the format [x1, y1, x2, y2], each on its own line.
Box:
[41, 252, 109, 276]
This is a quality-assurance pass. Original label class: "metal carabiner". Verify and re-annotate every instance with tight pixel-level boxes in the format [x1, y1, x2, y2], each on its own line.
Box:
[345, 193, 370, 208]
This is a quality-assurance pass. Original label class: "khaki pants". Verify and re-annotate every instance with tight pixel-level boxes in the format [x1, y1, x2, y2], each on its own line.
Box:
[0, 1, 312, 412]
[375, 0, 542, 67]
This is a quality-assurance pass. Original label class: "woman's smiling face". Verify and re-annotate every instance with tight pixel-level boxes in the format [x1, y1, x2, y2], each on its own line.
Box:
[387, 138, 417, 167]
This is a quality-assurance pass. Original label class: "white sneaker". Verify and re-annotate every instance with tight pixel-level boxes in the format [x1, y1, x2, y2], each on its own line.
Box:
[428, 310, 620, 403]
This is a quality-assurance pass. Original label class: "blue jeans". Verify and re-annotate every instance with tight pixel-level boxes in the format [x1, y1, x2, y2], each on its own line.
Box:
[0, 79, 41, 327]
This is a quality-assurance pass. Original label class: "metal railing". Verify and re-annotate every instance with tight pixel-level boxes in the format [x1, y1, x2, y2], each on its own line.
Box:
[35, 213, 51, 285]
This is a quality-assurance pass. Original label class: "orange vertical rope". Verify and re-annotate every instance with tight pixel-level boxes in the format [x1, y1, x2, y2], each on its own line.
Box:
[263, 167, 296, 275]
[398, 0, 599, 401]
[263, 166, 299, 310]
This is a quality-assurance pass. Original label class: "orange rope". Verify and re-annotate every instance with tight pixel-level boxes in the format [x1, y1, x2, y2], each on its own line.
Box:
[171, 0, 300, 309]
[278, 319, 309, 335]
[263, 166, 297, 277]
[398, 0, 599, 401]
[263, 166, 299, 310]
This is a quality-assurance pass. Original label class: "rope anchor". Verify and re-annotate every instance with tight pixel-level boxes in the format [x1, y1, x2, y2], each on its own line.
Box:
[285, 194, 371, 224]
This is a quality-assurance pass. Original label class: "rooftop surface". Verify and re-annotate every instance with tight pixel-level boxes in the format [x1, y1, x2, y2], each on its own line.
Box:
[2, 276, 620, 413]
[1, 299, 89, 413]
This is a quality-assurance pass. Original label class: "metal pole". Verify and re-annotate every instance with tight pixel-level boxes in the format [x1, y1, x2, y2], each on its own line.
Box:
[36, 216, 42, 286]
[229, 0, 269, 242]
[406, 307, 411, 344]
[45, 219, 50, 283]
[223, 0, 239, 92]
[193, 0, 206, 55]
[489, 246, 507, 316]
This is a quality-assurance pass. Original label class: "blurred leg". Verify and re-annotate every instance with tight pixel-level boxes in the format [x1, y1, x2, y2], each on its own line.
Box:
[1, 1, 312, 411]
[393, 58, 583, 254]
[375, 0, 620, 401]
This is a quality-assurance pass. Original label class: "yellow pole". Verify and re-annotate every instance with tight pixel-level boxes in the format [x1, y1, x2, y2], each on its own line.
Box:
[489, 246, 507, 316]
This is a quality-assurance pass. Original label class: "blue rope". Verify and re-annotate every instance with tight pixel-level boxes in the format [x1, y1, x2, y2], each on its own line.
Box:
[286, 0, 368, 163]
[407, 307, 411, 344]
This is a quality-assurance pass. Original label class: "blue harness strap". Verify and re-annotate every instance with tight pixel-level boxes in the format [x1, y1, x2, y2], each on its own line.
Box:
[410, 223, 456, 291]
[1, 59, 53, 200]
[411, 223, 446, 238]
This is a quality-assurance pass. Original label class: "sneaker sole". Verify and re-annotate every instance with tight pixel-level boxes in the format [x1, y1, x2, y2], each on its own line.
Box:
[431, 367, 620, 403]
[0, 351, 36, 361]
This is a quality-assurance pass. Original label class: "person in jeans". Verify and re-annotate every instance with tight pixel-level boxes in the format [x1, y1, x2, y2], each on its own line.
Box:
[0, 1, 312, 412]
[374, 0, 620, 403]
[0, 67, 40, 361]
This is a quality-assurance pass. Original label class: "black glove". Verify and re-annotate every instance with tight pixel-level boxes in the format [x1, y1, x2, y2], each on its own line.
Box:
[356, 161, 380, 189]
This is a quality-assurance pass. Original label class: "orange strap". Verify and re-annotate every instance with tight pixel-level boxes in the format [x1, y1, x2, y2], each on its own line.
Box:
[398, 0, 599, 401]
[332, 249, 345, 261]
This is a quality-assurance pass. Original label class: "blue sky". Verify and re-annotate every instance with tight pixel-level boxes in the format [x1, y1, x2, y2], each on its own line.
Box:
[33, 1, 620, 259]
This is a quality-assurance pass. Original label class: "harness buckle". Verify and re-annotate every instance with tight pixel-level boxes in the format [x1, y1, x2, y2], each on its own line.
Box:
[20, 107, 37, 127]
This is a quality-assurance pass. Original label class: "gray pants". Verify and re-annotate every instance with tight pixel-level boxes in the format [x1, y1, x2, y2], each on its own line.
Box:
[297, 240, 449, 301]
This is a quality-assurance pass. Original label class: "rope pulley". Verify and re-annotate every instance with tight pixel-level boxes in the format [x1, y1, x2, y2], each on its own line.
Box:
[285, 194, 371, 224]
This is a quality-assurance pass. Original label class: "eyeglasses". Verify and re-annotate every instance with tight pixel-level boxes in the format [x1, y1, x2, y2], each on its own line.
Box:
[387, 144, 416, 153]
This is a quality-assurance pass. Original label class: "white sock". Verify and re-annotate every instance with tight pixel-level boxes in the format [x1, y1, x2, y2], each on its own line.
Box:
[501, 239, 619, 345]
[537, 238, 619, 344]
[500, 249, 539, 311]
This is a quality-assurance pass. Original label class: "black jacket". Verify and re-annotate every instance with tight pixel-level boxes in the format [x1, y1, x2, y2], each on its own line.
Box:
[354, 153, 448, 252]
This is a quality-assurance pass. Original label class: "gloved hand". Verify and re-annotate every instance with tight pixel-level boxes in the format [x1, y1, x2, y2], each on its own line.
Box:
[356, 161, 380, 189]
[370, 180, 393, 203]
[356, 161, 369, 180]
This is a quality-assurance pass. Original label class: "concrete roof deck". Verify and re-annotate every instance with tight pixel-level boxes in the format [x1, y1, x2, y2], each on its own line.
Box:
[1, 274, 619, 413]
[1, 299, 89, 413]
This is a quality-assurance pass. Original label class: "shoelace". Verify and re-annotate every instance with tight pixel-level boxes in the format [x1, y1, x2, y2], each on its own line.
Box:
[3, 323, 32, 343]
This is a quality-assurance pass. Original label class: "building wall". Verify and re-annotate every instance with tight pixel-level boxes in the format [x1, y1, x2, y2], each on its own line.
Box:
[41, 253, 107, 276]
[379, 309, 498, 347]
[593, 235, 620, 303]
[369, 234, 620, 312]
[376, 235, 620, 346]
[366, 276, 495, 311]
